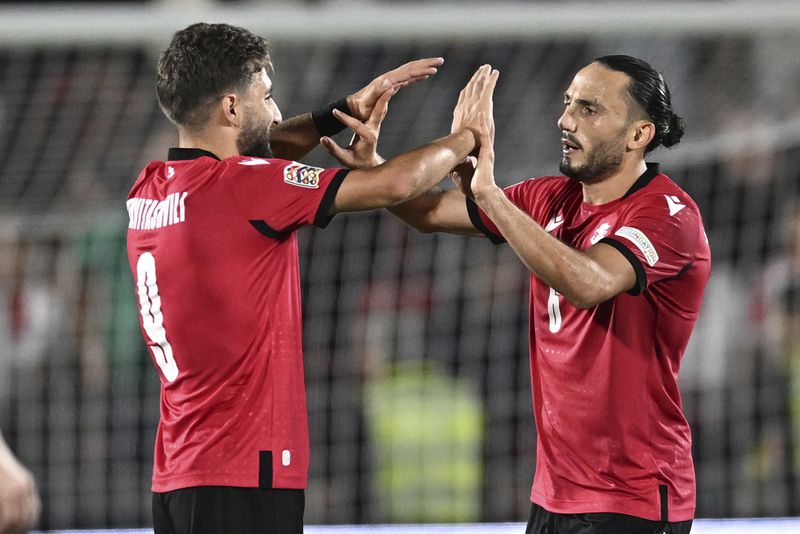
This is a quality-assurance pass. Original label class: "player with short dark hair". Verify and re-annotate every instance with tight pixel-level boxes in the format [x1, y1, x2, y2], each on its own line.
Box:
[389, 55, 709, 533]
[126, 22, 498, 534]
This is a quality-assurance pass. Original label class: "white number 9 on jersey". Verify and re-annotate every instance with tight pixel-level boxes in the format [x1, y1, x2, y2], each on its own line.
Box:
[136, 252, 179, 382]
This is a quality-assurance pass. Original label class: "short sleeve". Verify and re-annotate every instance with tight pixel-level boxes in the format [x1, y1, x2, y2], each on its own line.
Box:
[600, 192, 706, 295]
[466, 180, 541, 244]
[227, 158, 349, 236]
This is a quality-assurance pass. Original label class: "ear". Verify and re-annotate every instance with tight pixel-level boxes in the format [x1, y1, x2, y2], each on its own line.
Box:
[627, 120, 655, 152]
[220, 94, 240, 127]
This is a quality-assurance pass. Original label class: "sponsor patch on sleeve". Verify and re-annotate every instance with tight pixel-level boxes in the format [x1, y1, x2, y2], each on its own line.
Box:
[614, 226, 659, 267]
[283, 163, 322, 189]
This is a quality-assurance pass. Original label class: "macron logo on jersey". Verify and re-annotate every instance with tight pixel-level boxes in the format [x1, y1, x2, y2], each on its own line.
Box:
[615, 226, 659, 266]
[127, 192, 188, 230]
[239, 158, 270, 166]
[665, 194, 686, 216]
[545, 214, 564, 233]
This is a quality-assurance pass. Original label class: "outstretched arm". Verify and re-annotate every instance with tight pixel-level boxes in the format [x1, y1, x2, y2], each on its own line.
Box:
[330, 65, 498, 215]
[468, 117, 635, 309]
[269, 57, 444, 160]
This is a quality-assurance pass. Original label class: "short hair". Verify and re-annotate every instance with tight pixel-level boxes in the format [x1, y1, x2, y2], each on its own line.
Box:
[156, 23, 272, 128]
[594, 55, 685, 153]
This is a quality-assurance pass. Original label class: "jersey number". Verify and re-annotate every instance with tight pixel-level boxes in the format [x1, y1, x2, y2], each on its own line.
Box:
[136, 252, 179, 382]
[547, 286, 562, 334]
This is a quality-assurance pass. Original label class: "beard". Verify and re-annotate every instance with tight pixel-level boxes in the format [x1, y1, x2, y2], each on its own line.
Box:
[236, 114, 272, 158]
[559, 130, 626, 183]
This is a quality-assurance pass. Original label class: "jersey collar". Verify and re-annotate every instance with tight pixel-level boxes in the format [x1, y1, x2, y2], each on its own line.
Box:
[623, 162, 660, 198]
[167, 147, 221, 161]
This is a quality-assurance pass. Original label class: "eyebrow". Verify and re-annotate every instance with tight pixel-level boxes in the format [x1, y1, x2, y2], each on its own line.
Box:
[564, 93, 605, 111]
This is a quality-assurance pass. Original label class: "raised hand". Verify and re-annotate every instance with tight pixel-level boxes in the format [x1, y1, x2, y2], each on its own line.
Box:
[321, 85, 395, 169]
[451, 65, 498, 143]
[347, 57, 444, 121]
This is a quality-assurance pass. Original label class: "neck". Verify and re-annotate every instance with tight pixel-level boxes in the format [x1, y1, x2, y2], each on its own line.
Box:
[178, 127, 239, 160]
[581, 158, 647, 205]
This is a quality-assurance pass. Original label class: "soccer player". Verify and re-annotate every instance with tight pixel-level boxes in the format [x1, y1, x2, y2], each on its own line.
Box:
[388, 55, 709, 533]
[0, 432, 39, 534]
[126, 23, 497, 534]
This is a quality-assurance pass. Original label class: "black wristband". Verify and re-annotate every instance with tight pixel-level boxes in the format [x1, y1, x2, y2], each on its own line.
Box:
[311, 97, 350, 137]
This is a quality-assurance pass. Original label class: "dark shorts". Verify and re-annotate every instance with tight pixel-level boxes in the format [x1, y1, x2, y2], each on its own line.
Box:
[525, 502, 692, 534]
[152, 486, 304, 534]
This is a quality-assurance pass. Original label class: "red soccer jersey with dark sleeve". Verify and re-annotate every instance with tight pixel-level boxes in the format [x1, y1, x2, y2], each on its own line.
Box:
[468, 163, 710, 522]
[126, 148, 348, 492]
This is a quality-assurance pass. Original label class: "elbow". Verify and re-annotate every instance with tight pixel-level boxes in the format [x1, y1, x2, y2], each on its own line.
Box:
[378, 177, 414, 207]
[397, 214, 437, 234]
[563, 287, 612, 310]
[568, 296, 600, 310]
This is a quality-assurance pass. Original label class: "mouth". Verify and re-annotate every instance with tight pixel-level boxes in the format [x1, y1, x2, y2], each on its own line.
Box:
[561, 135, 582, 155]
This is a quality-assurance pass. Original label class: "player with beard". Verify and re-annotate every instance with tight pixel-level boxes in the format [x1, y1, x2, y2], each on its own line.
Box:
[126, 23, 497, 534]
[387, 55, 710, 533]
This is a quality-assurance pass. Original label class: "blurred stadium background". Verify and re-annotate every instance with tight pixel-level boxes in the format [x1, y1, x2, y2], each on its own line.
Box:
[1, 0, 800, 530]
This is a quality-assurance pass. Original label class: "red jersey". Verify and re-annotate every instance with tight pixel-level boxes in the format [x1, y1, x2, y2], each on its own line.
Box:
[126, 148, 348, 492]
[468, 163, 710, 521]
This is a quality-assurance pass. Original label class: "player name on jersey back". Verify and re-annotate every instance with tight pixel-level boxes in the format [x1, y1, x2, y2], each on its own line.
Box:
[127, 192, 188, 230]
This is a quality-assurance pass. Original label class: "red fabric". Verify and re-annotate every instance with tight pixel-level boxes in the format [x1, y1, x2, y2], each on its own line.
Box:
[126, 154, 344, 492]
[475, 171, 710, 521]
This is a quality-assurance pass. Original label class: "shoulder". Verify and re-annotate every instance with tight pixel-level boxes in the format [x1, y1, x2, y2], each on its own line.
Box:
[628, 173, 702, 218]
[505, 174, 577, 199]
[128, 160, 165, 197]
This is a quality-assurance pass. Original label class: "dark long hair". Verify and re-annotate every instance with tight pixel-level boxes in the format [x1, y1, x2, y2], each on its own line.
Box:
[595, 55, 685, 153]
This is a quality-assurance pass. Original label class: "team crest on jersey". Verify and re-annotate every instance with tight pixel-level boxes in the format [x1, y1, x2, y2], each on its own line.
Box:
[284, 163, 322, 189]
[615, 226, 659, 266]
[590, 222, 611, 245]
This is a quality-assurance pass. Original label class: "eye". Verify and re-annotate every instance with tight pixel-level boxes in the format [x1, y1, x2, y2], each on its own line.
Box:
[265, 94, 273, 101]
[583, 106, 597, 115]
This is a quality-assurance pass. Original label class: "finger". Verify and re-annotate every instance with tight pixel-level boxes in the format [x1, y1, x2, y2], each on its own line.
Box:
[320, 137, 355, 167]
[462, 65, 484, 97]
[464, 66, 483, 99]
[467, 64, 491, 100]
[386, 57, 444, 82]
[478, 68, 499, 112]
[332, 108, 367, 132]
[345, 96, 385, 141]
[366, 86, 395, 129]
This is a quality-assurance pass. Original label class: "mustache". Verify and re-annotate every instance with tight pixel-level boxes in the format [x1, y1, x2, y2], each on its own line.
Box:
[561, 133, 582, 149]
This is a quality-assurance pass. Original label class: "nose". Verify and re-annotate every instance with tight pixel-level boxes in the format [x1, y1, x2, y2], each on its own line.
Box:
[271, 99, 283, 125]
[558, 106, 575, 132]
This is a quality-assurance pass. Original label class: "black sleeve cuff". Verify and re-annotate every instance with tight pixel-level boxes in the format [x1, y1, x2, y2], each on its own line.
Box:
[314, 169, 350, 228]
[599, 237, 647, 296]
[311, 97, 350, 137]
[466, 197, 505, 244]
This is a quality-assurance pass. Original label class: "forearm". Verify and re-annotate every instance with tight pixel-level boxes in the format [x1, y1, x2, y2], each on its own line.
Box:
[268, 113, 320, 161]
[389, 188, 481, 235]
[475, 187, 620, 308]
[381, 129, 477, 203]
[333, 129, 477, 213]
